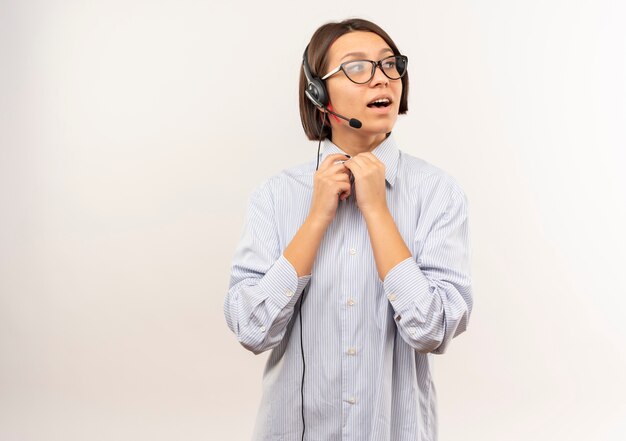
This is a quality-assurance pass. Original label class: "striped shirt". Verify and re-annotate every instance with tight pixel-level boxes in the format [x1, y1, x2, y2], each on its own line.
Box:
[224, 134, 473, 441]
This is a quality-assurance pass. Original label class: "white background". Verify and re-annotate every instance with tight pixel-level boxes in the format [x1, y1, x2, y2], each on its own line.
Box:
[1, 1, 625, 440]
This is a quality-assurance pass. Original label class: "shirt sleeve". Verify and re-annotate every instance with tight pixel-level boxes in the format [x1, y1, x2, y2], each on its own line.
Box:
[224, 181, 311, 355]
[382, 183, 473, 354]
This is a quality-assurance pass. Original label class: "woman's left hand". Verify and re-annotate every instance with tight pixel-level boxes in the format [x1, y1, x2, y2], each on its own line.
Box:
[343, 153, 388, 215]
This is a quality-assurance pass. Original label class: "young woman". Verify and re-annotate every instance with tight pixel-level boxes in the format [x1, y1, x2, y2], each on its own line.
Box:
[225, 18, 473, 441]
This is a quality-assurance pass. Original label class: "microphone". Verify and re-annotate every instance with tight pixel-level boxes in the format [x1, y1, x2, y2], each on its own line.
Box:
[324, 107, 362, 129]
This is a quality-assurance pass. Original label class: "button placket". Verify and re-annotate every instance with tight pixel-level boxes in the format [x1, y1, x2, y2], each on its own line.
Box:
[342, 210, 362, 419]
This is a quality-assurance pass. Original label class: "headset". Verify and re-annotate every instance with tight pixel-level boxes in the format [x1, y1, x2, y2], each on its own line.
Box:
[302, 45, 362, 131]
[302, 45, 330, 108]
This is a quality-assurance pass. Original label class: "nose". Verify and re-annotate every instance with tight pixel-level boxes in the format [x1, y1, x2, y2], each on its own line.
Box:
[370, 63, 389, 87]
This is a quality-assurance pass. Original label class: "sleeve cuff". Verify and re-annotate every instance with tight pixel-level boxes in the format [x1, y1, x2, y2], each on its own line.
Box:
[259, 254, 311, 310]
[382, 256, 433, 313]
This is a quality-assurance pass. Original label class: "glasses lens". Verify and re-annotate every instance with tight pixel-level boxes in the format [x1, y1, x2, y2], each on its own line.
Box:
[342, 60, 374, 84]
[381, 56, 407, 79]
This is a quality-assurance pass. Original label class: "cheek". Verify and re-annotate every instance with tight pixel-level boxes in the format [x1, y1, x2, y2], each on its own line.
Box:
[394, 83, 403, 102]
[328, 83, 359, 108]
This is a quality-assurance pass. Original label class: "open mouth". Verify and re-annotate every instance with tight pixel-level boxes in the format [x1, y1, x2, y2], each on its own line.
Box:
[367, 98, 392, 108]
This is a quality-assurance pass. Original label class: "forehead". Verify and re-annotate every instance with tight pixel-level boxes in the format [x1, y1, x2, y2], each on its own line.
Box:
[327, 31, 392, 63]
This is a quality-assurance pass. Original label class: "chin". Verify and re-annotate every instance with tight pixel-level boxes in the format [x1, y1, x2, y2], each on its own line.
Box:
[362, 120, 396, 135]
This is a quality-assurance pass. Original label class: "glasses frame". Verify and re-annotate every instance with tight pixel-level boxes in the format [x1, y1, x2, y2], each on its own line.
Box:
[321, 55, 408, 84]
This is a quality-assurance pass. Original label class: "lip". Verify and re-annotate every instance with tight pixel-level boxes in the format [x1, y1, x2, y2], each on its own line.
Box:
[366, 104, 394, 114]
[366, 94, 394, 113]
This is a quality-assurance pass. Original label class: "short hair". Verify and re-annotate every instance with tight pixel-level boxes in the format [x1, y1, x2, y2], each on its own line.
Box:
[299, 18, 409, 140]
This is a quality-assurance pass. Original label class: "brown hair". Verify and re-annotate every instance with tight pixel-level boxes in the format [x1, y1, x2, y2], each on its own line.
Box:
[299, 18, 409, 140]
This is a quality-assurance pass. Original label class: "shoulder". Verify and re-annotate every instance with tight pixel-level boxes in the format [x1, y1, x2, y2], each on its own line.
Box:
[398, 149, 467, 201]
[249, 158, 316, 203]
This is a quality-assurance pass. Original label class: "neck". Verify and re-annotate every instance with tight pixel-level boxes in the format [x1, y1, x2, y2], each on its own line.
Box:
[329, 130, 389, 156]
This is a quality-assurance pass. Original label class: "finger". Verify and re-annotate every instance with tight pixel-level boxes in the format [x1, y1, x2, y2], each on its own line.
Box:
[343, 157, 364, 172]
[317, 163, 350, 181]
[358, 153, 380, 164]
[337, 183, 351, 199]
[351, 155, 372, 165]
[333, 173, 350, 183]
[360, 154, 385, 172]
[358, 152, 376, 159]
[319, 153, 352, 171]
[337, 165, 351, 176]
[320, 161, 352, 179]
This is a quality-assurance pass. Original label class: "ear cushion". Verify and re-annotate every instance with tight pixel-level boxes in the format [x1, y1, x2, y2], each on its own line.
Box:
[306, 78, 329, 107]
[303, 46, 329, 108]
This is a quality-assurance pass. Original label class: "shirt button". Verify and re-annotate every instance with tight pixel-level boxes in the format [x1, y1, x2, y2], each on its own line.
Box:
[260, 326, 266, 332]
[347, 347, 356, 356]
[285, 288, 294, 297]
[348, 397, 356, 404]
[349, 248, 356, 255]
[410, 329, 417, 336]
[347, 298, 355, 306]
[387, 293, 397, 302]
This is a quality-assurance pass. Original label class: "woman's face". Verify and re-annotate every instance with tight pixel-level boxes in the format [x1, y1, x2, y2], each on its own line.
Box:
[323, 31, 403, 140]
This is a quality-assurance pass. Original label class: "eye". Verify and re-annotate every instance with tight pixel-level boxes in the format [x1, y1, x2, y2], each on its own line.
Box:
[344, 61, 367, 74]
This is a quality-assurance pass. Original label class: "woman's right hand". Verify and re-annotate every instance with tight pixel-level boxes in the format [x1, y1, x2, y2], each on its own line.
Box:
[309, 153, 352, 227]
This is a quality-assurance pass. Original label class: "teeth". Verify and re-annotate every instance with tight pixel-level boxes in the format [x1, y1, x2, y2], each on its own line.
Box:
[368, 98, 391, 107]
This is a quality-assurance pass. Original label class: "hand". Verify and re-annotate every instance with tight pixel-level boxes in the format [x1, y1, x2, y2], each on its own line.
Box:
[308, 153, 352, 227]
[343, 153, 388, 215]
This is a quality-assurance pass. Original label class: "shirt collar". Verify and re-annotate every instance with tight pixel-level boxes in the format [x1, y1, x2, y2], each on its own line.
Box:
[319, 133, 400, 187]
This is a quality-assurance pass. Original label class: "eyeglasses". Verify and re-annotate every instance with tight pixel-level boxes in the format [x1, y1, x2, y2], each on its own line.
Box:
[321, 55, 408, 84]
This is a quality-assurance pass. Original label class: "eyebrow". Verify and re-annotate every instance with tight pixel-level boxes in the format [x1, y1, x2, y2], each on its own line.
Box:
[340, 47, 394, 61]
